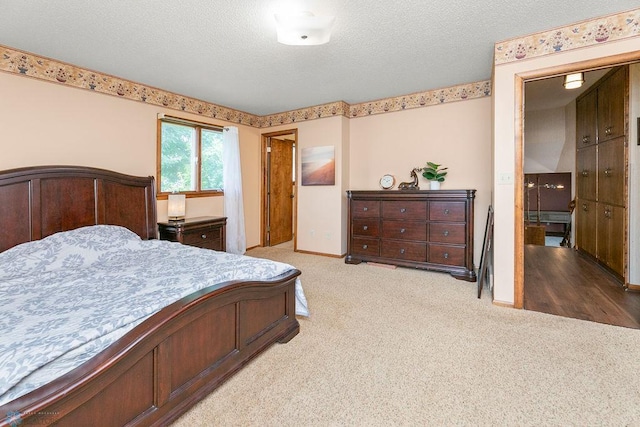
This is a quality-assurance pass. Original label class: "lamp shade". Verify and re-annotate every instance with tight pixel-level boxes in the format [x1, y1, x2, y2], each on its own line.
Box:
[167, 193, 186, 220]
[275, 12, 335, 45]
[563, 72, 584, 89]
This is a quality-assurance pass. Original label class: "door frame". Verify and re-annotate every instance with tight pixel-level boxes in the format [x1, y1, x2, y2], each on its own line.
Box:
[260, 129, 298, 248]
[515, 51, 640, 308]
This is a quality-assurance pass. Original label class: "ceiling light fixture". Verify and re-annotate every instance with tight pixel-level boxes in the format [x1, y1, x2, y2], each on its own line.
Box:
[274, 11, 335, 46]
[563, 72, 584, 89]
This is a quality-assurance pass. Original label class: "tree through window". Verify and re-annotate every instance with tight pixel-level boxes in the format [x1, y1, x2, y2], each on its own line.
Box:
[158, 117, 223, 196]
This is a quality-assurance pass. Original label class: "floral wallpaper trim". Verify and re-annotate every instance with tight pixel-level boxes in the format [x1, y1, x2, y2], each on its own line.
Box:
[348, 80, 492, 118]
[1, 44, 487, 128]
[0, 45, 261, 127]
[495, 8, 640, 65]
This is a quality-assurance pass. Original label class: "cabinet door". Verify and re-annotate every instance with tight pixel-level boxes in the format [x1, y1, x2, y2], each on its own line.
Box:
[597, 204, 625, 276]
[576, 89, 597, 147]
[576, 145, 596, 200]
[597, 137, 625, 207]
[576, 199, 597, 257]
[597, 67, 626, 143]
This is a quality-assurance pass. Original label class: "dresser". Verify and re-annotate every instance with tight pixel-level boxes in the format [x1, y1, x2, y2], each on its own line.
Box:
[346, 190, 476, 281]
[158, 216, 227, 251]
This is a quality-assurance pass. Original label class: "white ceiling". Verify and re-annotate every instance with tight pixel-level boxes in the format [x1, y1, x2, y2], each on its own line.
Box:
[1, 1, 637, 116]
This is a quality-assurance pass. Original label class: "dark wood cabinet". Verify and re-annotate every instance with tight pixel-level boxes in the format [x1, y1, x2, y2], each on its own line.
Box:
[597, 137, 625, 206]
[576, 89, 597, 148]
[597, 66, 626, 143]
[576, 199, 597, 257]
[158, 216, 227, 251]
[597, 204, 625, 275]
[575, 66, 627, 279]
[346, 190, 476, 281]
[576, 145, 596, 199]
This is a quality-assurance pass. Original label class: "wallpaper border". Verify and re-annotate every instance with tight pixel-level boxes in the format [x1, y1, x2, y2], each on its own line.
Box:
[495, 8, 640, 65]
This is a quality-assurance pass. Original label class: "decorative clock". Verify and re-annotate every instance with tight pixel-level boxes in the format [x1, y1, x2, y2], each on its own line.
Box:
[379, 174, 395, 190]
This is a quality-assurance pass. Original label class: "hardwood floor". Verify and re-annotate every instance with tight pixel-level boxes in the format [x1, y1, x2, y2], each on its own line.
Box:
[524, 245, 640, 329]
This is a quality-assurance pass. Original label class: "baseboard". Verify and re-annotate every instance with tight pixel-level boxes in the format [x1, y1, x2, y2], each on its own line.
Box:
[295, 249, 345, 258]
[626, 283, 640, 292]
[492, 300, 515, 308]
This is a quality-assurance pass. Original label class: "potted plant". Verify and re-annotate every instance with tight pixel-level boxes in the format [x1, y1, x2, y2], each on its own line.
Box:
[422, 162, 447, 190]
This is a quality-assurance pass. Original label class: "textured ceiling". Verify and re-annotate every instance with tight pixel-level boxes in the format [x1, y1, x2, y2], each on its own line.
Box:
[0, 1, 638, 115]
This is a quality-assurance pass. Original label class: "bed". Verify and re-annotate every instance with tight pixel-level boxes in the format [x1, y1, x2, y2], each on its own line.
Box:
[0, 165, 305, 426]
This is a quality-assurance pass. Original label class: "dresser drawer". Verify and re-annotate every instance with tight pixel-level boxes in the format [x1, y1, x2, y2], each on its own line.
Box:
[381, 240, 426, 262]
[352, 200, 380, 218]
[429, 223, 466, 244]
[429, 202, 465, 222]
[381, 220, 426, 241]
[428, 244, 465, 266]
[352, 219, 380, 237]
[382, 201, 427, 220]
[182, 226, 223, 250]
[158, 216, 227, 252]
[351, 237, 380, 256]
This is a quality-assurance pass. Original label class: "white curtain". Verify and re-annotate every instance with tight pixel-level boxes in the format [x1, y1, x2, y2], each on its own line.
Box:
[223, 126, 246, 254]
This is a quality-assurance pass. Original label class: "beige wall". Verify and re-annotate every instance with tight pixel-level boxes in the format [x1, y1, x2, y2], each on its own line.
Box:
[0, 71, 263, 246]
[524, 106, 574, 173]
[349, 98, 493, 266]
[493, 37, 640, 305]
[265, 115, 349, 256]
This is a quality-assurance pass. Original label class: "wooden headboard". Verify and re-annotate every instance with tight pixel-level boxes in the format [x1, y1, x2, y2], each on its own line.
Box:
[0, 165, 157, 252]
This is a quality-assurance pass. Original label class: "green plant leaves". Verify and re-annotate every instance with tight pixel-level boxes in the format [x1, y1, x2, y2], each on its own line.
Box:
[422, 162, 447, 181]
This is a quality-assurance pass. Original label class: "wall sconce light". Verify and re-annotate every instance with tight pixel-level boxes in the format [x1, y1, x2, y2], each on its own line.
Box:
[563, 72, 584, 89]
[168, 193, 186, 221]
[274, 11, 335, 45]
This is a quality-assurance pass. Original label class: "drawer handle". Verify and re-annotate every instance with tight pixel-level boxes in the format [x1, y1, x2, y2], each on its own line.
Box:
[400, 208, 406, 213]
[443, 230, 449, 236]
[604, 168, 612, 177]
[581, 170, 588, 177]
[363, 207, 368, 212]
[400, 248, 405, 254]
[443, 253, 449, 259]
[444, 209, 450, 215]
[400, 228, 406, 233]
[363, 225, 368, 231]
[582, 203, 588, 212]
[582, 135, 590, 144]
[605, 126, 612, 136]
[362, 244, 368, 249]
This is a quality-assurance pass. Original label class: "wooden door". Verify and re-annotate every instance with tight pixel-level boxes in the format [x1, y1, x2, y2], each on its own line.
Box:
[576, 199, 597, 258]
[597, 138, 625, 207]
[576, 145, 596, 200]
[268, 138, 294, 246]
[576, 89, 597, 147]
[597, 203, 625, 277]
[597, 67, 626, 143]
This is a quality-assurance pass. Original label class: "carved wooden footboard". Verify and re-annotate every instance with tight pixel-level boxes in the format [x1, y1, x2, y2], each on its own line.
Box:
[0, 165, 301, 426]
[0, 271, 300, 426]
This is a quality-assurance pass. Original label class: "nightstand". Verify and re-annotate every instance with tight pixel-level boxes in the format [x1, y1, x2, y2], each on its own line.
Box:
[158, 216, 227, 251]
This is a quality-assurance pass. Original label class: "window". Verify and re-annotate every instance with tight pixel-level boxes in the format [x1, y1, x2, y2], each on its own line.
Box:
[157, 117, 224, 196]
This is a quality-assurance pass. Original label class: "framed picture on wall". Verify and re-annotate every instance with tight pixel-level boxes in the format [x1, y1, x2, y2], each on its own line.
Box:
[301, 146, 335, 186]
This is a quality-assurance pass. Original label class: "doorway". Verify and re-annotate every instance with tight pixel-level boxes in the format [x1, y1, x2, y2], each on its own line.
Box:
[522, 63, 640, 327]
[261, 129, 297, 248]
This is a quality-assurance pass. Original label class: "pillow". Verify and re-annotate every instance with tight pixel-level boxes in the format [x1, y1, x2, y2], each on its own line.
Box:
[0, 225, 142, 279]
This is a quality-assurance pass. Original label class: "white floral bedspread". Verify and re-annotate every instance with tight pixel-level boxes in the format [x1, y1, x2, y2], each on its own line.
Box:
[0, 225, 308, 406]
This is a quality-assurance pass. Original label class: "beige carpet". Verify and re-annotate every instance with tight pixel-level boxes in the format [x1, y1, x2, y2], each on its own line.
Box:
[173, 247, 640, 426]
